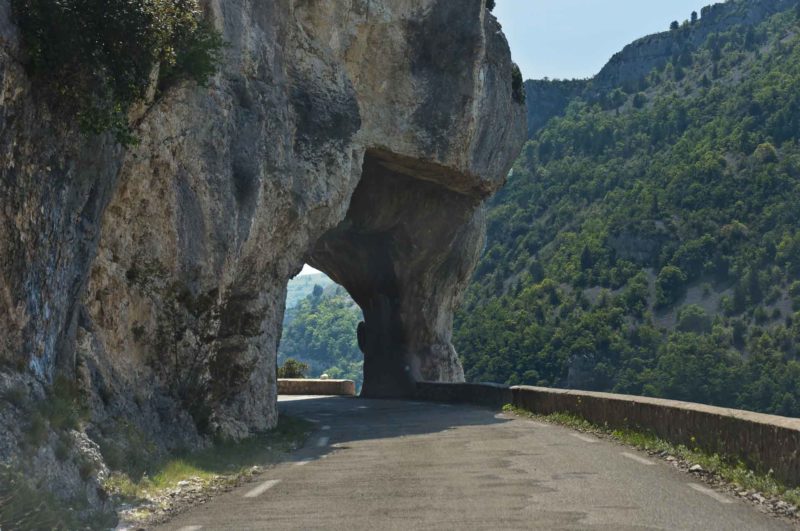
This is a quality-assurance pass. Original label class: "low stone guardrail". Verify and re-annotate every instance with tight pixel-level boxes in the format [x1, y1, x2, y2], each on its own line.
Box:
[512, 385, 800, 486]
[415, 381, 800, 486]
[278, 378, 356, 396]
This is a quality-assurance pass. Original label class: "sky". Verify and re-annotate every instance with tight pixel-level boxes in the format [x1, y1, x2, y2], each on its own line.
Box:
[494, 0, 711, 80]
[298, 0, 710, 278]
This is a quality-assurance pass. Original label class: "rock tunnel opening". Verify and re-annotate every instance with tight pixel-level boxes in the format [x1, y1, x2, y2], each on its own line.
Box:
[300, 149, 487, 399]
[279, 267, 365, 391]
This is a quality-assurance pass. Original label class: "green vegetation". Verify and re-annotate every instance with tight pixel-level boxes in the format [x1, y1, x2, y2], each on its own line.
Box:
[1, 376, 90, 451]
[502, 405, 800, 505]
[0, 464, 115, 531]
[279, 284, 364, 389]
[0, 379, 112, 528]
[104, 416, 310, 501]
[11, 0, 223, 144]
[285, 273, 334, 310]
[511, 63, 526, 104]
[278, 358, 310, 379]
[456, 5, 800, 417]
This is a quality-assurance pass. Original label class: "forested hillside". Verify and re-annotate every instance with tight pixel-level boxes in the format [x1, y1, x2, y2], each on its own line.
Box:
[285, 273, 334, 310]
[455, 1, 800, 416]
[279, 284, 364, 389]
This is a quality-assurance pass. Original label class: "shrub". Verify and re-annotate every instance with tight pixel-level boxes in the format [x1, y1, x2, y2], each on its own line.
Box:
[754, 142, 778, 163]
[11, 0, 223, 144]
[485, 0, 496, 12]
[511, 63, 525, 104]
[278, 359, 309, 379]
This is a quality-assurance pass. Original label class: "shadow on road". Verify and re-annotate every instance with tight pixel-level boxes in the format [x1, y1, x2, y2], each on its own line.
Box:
[277, 396, 511, 458]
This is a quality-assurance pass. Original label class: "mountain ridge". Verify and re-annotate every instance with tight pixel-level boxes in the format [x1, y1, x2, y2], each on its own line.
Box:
[525, 0, 799, 137]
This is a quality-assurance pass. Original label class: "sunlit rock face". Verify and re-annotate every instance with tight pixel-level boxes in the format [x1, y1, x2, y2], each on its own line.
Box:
[0, 0, 525, 483]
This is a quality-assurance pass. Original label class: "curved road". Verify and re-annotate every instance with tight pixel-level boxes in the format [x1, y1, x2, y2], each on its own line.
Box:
[160, 396, 794, 530]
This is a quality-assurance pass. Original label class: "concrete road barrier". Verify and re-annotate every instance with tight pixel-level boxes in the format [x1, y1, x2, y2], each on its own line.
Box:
[278, 378, 356, 396]
[512, 385, 800, 487]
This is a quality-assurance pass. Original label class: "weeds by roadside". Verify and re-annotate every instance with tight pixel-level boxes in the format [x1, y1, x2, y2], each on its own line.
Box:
[502, 404, 800, 512]
[108, 415, 311, 527]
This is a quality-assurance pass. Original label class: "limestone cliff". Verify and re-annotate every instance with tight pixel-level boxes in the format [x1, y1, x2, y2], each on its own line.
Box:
[0, 0, 525, 513]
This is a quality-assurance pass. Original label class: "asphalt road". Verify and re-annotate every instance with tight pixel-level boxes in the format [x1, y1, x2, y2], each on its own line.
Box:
[159, 396, 795, 530]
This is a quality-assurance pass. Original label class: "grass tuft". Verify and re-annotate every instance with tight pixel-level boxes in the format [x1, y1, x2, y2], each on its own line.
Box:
[105, 415, 311, 502]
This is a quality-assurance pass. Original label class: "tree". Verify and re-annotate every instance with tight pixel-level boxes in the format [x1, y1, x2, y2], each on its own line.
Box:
[656, 266, 687, 307]
[676, 305, 712, 334]
[747, 268, 763, 304]
[670, 20, 680, 31]
[609, 88, 627, 109]
[511, 63, 526, 104]
[580, 245, 593, 270]
[691, 11, 699, 24]
[754, 142, 778, 163]
[744, 27, 758, 50]
[312, 284, 324, 298]
[486, 0, 496, 12]
[278, 359, 309, 379]
[632, 92, 647, 109]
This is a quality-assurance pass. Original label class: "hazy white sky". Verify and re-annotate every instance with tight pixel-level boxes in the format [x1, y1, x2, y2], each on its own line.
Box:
[299, 264, 321, 276]
[494, 0, 711, 80]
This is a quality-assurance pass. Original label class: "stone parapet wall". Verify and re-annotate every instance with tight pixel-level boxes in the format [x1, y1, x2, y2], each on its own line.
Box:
[414, 381, 800, 486]
[512, 385, 800, 486]
[278, 379, 356, 397]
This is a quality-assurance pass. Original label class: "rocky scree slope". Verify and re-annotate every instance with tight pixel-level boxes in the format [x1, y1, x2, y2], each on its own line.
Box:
[0, 0, 525, 519]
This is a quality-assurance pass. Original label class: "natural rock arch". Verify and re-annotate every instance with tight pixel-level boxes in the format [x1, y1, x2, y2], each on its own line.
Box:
[308, 149, 489, 397]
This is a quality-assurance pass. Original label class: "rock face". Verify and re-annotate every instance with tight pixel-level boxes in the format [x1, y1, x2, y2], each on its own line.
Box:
[0, 0, 525, 505]
[524, 78, 587, 137]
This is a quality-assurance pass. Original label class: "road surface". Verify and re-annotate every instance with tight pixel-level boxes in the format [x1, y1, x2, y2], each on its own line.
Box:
[159, 396, 794, 530]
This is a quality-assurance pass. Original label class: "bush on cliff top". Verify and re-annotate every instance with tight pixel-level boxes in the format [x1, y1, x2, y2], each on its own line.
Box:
[11, 0, 223, 144]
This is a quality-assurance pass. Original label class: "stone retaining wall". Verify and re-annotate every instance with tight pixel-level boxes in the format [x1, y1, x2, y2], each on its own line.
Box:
[512, 386, 800, 487]
[414, 381, 800, 486]
[277, 379, 356, 396]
